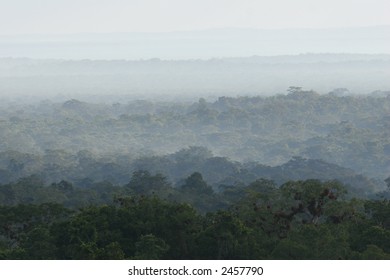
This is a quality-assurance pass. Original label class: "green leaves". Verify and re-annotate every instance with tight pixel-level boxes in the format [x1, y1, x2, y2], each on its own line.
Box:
[134, 234, 169, 260]
[1, 177, 390, 259]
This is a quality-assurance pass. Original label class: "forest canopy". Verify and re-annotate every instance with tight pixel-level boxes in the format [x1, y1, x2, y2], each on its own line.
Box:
[0, 90, 389, 259]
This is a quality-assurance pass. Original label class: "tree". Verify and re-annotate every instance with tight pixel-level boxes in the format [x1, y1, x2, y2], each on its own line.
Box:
[20, 226, 57, 259]
[279, 180, 346, 225]
[125, 170, 173, 198]
[178, 172, 220, 213]
[181, 172, 213, 195]
[195, 211, 249, 259]
[133, 234, 169, 259]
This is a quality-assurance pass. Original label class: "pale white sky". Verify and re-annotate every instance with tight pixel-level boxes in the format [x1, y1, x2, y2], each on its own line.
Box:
[0, 0, 389, 35]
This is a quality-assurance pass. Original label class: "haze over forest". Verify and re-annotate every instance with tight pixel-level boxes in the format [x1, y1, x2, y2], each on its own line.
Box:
[1, 26, 390, 59]
[1, 26, 389, 101]
[1, 5, 390, 259]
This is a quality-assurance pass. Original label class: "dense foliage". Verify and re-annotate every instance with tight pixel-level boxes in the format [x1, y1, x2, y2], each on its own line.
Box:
[1, 175, 390, 260]
[1, 90, 389, 179]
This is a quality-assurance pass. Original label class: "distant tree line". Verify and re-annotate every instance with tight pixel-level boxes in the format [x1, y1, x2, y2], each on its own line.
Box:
[0, 147, 386, 199]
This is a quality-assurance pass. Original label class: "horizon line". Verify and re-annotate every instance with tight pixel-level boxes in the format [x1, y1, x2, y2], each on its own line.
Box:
[1, 52, 390, 62]
[1, 24, 390, 37]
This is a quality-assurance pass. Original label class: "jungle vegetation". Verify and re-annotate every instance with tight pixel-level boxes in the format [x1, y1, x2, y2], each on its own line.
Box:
[0, 90, 389, 259]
